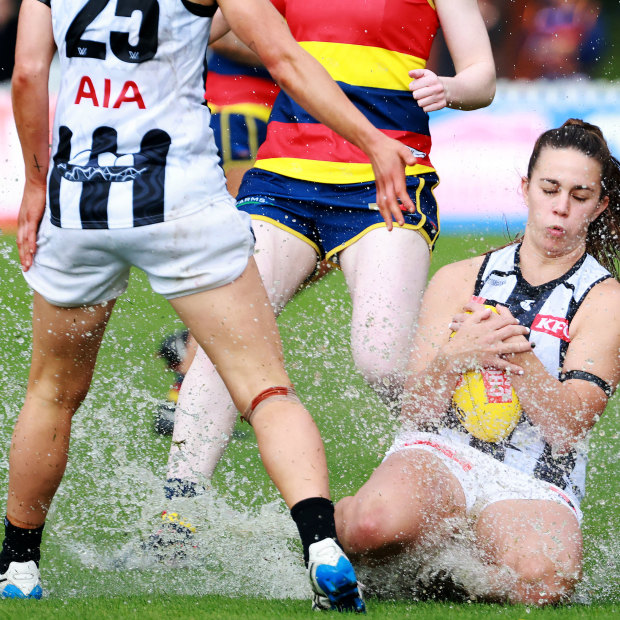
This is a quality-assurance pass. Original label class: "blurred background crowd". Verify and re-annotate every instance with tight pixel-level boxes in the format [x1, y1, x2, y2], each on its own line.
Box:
[432, 0, 614, 80]
[1, 0, 619, 84]
[0, 0, 17, 83]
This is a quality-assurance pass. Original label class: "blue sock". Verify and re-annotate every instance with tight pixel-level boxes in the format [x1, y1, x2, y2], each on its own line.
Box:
[164, 478, 205, 500]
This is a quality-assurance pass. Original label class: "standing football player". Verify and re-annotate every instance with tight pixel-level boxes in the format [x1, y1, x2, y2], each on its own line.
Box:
[0, 0, 419, 608]
[160, 0, 496, 520]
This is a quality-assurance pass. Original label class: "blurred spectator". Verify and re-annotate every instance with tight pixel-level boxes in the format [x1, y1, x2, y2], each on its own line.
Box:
[0, 0, 19, 82]
[429, 1, 525, 79]
[429, 0, 607, 81]
[514, 0, 605, 79]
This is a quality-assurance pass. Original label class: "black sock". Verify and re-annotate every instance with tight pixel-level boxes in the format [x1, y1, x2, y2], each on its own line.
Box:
[290, 497, 339, 566]
[0, 517, 44, 573]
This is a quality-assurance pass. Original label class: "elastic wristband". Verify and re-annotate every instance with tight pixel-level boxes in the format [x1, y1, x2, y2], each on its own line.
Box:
[242, 385, 299, 424]
[559, 370, 615, 399]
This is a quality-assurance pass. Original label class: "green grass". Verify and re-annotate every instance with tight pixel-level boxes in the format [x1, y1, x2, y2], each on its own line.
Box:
[0, 596, 617, 620]
[0, 232, 617, 617]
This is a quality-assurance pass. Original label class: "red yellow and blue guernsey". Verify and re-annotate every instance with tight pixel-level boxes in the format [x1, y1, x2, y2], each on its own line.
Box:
[237, 0, 441, 258]
[206, 53, 279, 112]
[206, 53, 279, 164]
[254, 0, 439, 184]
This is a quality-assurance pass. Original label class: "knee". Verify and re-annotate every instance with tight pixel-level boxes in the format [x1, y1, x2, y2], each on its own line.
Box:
[28, 375, 90, 418]
[337, 498, 416, 558]
[350, 346, 405, 405]
[340, 509, 385, 555]
[504, 550, 580, 605]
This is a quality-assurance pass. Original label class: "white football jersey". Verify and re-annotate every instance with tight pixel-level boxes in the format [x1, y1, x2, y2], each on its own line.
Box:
[40, 0, 228, 229]
[438, 243, 612, 507]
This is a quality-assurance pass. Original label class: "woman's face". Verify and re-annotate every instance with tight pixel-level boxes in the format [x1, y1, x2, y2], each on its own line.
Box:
[522, 146, 609, 257]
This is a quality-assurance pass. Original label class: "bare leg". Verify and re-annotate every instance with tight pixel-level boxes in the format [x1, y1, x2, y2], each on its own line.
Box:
[340, 228, 430, 408]
[222, 164, 250, 200]
[167, 223, 317, 483]
[175, 335, 197, 376]
[474, 500, 582, 605]
[166, 345, 237, 484]
[7, 294, 114, 528]
[251, 220, 318, 315]
[169, 256, 325, 506]
[336, 450, 465, 563]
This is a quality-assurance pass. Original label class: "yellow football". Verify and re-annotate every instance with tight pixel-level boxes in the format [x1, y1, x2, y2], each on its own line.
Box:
[450, 305, 522, 443]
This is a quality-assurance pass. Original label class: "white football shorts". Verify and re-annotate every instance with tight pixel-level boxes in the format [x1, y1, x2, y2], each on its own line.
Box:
[385, 431, 582, 523]
[24, 197, 254, 307]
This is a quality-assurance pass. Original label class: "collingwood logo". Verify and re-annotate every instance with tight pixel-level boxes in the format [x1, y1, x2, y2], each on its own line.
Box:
[57, 162, 148, 182]
[49, 125, 172, 226]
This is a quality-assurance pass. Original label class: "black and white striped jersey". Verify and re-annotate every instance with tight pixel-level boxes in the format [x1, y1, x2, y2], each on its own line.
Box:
[39, 0, 228, 229]
[439, 243, 612, 504]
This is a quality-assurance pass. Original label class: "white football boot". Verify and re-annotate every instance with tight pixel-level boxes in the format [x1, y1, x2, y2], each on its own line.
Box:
[308, 538, 365, 613]
[0, 561, 43, 599]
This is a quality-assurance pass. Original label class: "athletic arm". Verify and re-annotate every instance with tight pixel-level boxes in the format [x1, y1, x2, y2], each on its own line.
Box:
[410, 0, 496, 113]
[401, 260, 531, 427]
[507, 279, 620, 452]
[216, 0, 417, 229]
[210, 31, 262, 67]
[208, 8, 231, 44]
[12, 0, 56, 272]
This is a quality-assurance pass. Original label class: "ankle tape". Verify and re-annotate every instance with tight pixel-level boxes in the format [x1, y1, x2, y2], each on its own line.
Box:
[242, 385, 300, 425]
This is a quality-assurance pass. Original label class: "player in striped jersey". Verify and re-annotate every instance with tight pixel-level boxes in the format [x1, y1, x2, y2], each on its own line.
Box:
[335, 120, 620, 605]
[163, 0, 496, 510]
[206, 36, 279, 197]
[153, 36, 278, 434]
[0, 0, 421, 608]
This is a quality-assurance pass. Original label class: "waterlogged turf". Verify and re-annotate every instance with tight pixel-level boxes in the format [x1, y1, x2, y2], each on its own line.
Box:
[0, 232, 617, 617]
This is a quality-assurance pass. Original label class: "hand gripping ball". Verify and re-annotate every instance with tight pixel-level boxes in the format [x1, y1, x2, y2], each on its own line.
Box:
[450, 305, 522, 443]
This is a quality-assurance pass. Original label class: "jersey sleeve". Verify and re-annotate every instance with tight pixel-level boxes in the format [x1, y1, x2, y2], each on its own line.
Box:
[37, 0, 51, 5]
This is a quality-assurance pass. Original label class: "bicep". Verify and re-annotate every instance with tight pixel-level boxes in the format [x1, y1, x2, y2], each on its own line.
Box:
[209, 9, 231, 43]
[217, 0, 293, 64]
[562, 331, 620, 405]
[562, 284, 620, 407]
[14, 0, 56, 71]
[435, 0, 493, 72]
[407, 263, 475, 374]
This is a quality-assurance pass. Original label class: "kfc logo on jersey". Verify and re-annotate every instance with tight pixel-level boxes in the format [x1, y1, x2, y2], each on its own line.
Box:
[531, 314, 570, 342]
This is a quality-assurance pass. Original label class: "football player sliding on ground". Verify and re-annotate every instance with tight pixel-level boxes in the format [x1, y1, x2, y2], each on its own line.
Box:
[335, 119, 620, 605]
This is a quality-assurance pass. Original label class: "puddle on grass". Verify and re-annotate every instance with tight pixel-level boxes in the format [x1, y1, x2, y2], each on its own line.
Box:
[0, 239, 618, 604]
[64, 489, 309, 600]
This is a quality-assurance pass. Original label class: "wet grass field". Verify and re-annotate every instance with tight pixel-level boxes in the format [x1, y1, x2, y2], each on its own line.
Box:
[0, 232, 617, 618]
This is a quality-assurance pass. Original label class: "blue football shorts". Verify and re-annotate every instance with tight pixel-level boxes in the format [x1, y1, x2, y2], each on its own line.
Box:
[210, 109, 269, 168]
[236, 168, 440, 262]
